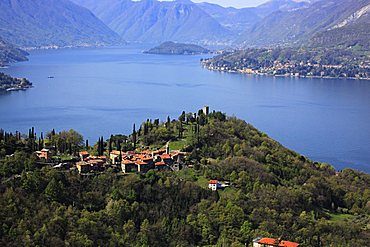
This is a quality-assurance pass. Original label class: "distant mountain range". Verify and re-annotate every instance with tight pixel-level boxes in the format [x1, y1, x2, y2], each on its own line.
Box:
[71, 0, 369, 48]
[71, 0, 312, 44]
[239, 0, 370, 48]
[0, 37, 28, 66]
[71, 0, 233, 44]
[0, 0, 368, 49]
[0, 0, 122, 47]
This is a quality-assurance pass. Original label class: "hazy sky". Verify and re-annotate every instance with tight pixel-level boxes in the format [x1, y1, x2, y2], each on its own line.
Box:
[158, 0, 270, 8]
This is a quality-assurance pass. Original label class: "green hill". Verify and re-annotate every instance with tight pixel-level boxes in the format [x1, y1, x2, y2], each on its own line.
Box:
[144, 41, 210, 55]
[0, 109, 369, 246]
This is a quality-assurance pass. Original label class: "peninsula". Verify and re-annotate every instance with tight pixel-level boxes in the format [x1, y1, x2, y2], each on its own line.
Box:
[144, 41, 211, 55]
[1, 108, 369, 246]
[0, 72, 32, 92]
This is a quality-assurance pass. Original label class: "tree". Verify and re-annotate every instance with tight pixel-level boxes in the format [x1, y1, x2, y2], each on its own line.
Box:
[44, 178, 64, 202]
[132, 124, 137, 150]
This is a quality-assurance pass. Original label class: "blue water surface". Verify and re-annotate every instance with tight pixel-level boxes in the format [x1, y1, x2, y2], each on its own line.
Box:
[0, 45, 369, 172]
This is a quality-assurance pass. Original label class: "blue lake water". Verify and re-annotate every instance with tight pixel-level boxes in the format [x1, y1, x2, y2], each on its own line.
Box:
[0, 45, 369, 172]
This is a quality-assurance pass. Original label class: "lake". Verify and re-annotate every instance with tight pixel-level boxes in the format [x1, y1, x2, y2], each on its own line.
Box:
[0, 45, 369, 172]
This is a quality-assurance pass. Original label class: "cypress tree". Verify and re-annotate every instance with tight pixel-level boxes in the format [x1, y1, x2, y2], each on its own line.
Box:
[109, 135, 113, 153]
[97, 137, 101, 155]
[132, 124, 137, 150]
[101, 136, 104, 155]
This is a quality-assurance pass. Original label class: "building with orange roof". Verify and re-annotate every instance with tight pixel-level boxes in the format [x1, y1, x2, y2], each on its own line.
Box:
[136, 160, 153, 173]
[253, 237, 300, 247]
[79, 151, 89, 161]
[159, 153, 173, 165]
[155, 161, 169, 171]
[36, 148, 51, 161]
[121, 160, 137, 173]
[208, 180, 220, 191]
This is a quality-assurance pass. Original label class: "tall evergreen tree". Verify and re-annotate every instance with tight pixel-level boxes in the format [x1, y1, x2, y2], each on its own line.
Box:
[132, 124, 137, 150]
[109, 135, 113, 153]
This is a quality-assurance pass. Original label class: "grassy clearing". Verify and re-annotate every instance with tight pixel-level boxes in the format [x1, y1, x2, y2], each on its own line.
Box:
[328, 212, 354, 223]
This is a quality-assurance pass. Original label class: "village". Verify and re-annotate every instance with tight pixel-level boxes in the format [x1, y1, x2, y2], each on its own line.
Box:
[35, 146, 301, 247]
[35, 142, 187, 175]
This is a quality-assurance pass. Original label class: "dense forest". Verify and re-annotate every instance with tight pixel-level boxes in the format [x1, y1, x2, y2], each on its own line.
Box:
[202, 46, 370, 80]
[0, 110, 369, 246]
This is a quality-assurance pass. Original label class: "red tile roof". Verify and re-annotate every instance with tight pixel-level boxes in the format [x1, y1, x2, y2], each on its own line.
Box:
[160, 154, 171, 159]
[279, 241, 300, 247]
[79, 151, 89, 155]
[258, 238, 278, 245]
[155, 161, 166, 166]
[257, 238, 299, 247]
[209, 180, 218, 184]
[136, 161, 148, 165]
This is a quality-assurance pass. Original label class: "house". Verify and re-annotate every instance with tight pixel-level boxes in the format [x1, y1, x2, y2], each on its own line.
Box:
[136, 161, 153, 173]
[121, 160, 137, 173]
[208, 180, 230, 191]
[160, 153, 173, 165]
[76, 161, 93, 174]
[155, 161, 168, 171]
[253, 237, 300, 247]
[208, 180, 220, 191]
[110, 150, 121, 164]
[79, 151, 89, 161]
[76, 155, 107, 174]
[36, 148, 50, 160]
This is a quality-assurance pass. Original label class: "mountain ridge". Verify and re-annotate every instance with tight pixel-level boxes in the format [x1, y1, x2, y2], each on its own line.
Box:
[0, 0, 122, 47]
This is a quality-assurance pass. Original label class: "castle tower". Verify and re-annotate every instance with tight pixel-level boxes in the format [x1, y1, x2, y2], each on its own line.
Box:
[202, 106, 209, 116]
[166, 142, 170, 154]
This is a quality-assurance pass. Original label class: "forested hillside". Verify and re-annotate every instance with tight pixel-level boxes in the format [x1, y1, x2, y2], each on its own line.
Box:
[1, 110, 369, 246]
[0, 0, 121, 47]
[0, 38, 28, 66]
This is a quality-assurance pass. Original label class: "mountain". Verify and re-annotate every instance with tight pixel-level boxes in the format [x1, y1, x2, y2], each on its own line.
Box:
[71, 0, 233, 44]
[0, 0, 122, 47]
[196, 3, 261, 33]
[71, 0, 316, 44]
[144, 41, 210, 55]
[253, 0, 310, 17]
[0, 37, 28, 66]
[238, 0, 370, 47]
[309, 3, 370, 48]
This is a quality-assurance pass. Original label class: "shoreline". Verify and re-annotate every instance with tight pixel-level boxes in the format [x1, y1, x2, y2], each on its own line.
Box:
[202, 65, 370, 81]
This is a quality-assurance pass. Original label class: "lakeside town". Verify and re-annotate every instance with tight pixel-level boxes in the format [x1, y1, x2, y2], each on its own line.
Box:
[201, 47, 370, 80]
[0, 72, 32, 92]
